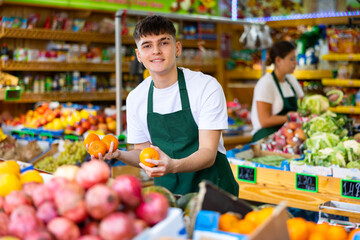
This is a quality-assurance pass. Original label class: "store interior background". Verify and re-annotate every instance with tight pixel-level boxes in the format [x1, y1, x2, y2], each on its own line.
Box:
[1, 0, 360, 148]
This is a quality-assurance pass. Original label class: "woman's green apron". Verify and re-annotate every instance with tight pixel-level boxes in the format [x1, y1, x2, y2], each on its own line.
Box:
[252, 71, 298, 142]
[147, 68, 239, 196]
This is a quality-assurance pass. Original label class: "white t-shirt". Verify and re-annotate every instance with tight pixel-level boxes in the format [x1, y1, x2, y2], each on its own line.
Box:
[251, 72, 304, 135]
[126, 67, 228, 154]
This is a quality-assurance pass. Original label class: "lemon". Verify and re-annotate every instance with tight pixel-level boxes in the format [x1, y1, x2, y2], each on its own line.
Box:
[20, 170, 43, 184]
[0, 237, 20, 240]
[0, 173, 22, 197]
[0, 160, 20, 176]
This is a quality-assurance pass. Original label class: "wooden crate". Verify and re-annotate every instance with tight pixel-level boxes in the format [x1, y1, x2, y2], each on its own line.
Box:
[230, 164, 360, 220]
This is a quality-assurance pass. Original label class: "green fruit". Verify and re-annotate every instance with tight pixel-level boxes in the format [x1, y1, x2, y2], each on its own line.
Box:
[176, 192, 197, 211]
[142, 186, 177, 207]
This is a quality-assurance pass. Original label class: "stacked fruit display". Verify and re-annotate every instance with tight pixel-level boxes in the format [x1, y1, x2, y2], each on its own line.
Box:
[0, 160, 170, 239]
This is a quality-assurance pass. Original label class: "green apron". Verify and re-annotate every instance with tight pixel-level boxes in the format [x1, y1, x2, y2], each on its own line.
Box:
[147, 68, 239, 196]
[252, 71, 298, 142]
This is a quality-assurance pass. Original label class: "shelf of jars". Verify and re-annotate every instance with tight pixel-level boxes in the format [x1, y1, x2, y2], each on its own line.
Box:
[2, 90, 131, 103]
[322, 78, 360, 87]
[0, 60, 122, 72]
[322, 54, 360, 61]
[0, 27, 116, 43]
[226, 69, 333, 80]
[328, 106, 360, 114]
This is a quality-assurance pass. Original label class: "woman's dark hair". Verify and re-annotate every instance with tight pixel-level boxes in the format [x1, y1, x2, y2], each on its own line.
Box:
[269, 41, 296, 64]
[133, 15, 176, 43]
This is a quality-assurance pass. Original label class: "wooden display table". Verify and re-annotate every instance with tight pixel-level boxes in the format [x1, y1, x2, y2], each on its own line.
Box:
[230, 164, 360, 221]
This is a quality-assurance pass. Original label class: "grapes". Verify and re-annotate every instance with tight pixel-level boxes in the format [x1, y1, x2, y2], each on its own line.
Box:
[34, 141, 87, 173]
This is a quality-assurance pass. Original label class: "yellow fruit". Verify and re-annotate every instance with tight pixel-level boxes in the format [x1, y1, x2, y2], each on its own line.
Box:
[0, 160, 20, 176]
[0, 237, 21, 240]
[20, 170, 43, 184]
[0, 173, 22, 196]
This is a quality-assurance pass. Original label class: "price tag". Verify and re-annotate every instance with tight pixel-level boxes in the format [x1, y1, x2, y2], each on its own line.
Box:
[5, 87, 21, 101]
[296, 173, 318, 192]
[341, 179, 360, 200]
[237, 165, 256, 183]
[39, 133, 53, 140]
[64, 135, 79, 142]
[21, 130, 35, 139]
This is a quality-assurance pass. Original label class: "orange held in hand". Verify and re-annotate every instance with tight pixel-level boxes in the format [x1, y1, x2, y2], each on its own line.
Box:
[88, 140, 107, 158]
[101, 134, 119, 152]
[84, 133, 100, 148]
[139, 147, 159, 167]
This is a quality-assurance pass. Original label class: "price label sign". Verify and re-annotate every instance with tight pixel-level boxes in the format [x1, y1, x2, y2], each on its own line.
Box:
[5, 87, 21, 101]
[341, 179, 360, 200]
[296, 173, 318, 192]
[64, 135, 79, 142]
[237, 165, 256, 183]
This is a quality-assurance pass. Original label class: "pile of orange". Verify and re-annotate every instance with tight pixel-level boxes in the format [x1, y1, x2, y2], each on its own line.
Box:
[84, 133, 119, 157]
[218, 207, 274, 235]
[287, 218, 356, 240]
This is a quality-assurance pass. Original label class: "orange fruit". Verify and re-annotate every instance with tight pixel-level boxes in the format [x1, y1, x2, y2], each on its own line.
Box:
[308, 231, 326, 240]
[218, 213, 239, 232]
[88, 140, 107, 158]
[244, 210, 260, 226]
[139, 147, 159, 167]
[348, 228, 360, 240]
[235, 219, 257, 234]
[101, 134, 119, 152]
[0, 160, 20, 177]
[287, 217, 309, 240]
[0, 173, 22, 196]
[84, 133, 100, 148]
[307, 221, 317, 234]
[313, 222, 330, 235]
[256, 207, 274, 226]
[326, 225, 348, 240]
[20, 170, 44, 184]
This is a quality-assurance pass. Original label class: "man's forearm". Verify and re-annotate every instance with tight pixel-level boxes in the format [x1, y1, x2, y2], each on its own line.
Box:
[116, 149, 142, 168]
[171, 148, 216, 173]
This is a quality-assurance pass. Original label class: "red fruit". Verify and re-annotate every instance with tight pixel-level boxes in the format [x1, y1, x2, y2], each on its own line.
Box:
[134, 219, 149, 235]
[62, 200, 87, 223]
[85, 184, 119, 220]
[135, 192, 169, 226]
[112, 174, 143, 208]
[294, 129, 306, 141]
[76, 160, 110, 189]
[24, 229, 53, 240]
[4, 190, 32, 215]
[44, 177, 69, 199]
[287, 122, 302, 130]
[32, 184, 53, 207]
[78, 236, 102, 240]
[81, 221, 99, 236]
[0, 212, 9, 235]
[99, 212, 135, 240]
[47, 217, 80, 240]
[22, 182, 41, 199]
[36, 201, 58, 224]
[8, 205, 43, 239]
[282, 127, 294, 139]
[0, 196, 4, 210]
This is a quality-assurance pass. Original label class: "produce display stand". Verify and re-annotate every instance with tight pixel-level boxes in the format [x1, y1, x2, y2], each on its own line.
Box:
[230, 164, 360, 222]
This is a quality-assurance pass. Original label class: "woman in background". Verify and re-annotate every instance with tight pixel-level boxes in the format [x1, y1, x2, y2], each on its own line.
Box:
[251, 41, 304, 142]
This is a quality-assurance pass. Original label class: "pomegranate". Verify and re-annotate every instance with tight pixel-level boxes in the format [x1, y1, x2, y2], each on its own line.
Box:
[8, 205, 43, 239]
[135, 192, 169, 226]
[85, 184, 119, 220]
[24, 229, 53, 240]
[36, 201, 58, 224]
[54, 182, 84, 216]
[78, 235, 102, 240]
[81, 221, 99, 236]
[44, 177, 69, 199]
[0, 212, 9, 235]
[22, 182, 41, 199]
[0, 196, 5, 210]
[76, 160, 110, 189]
[112, 175, 143, 208]
[62, 200, 87, 223]
[47, 217, 80, 240]
[133, 219, 149, 235]
[53, 165, 80, 182]
[99, 212, 135, 240]
[4, 190, 32, 215]
[32, 184, 53, 207]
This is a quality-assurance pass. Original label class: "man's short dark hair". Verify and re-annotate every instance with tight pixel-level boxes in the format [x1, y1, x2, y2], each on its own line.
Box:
[133, 15, 176, 43]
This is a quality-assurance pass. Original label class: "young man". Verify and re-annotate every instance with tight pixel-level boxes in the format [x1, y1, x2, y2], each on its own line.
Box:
[101, 15, 238, 196]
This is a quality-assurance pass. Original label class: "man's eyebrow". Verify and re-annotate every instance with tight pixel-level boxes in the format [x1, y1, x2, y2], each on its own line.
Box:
[140, 37, 170, 46]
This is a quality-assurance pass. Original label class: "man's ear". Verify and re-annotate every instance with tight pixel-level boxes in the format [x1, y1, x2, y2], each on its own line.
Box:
[175, 41, 182, 57]
[135, 49, 142, 63]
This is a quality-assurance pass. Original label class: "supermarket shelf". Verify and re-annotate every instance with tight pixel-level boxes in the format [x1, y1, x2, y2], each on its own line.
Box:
[226, 69, 332, 80]
[266, 16, 349, 28]
[182, 63, 217, 73]
[180, 39, 217, 49]
[230, 164, 360, 218]
[329, 106, 360, 114]
[3, 91, 128, 103]
[322, 79, 360, 87]
[228, 83, 256, 88]
[0, 60, 121, 72]
[0, 89, 5, 100]
[322, 54, 360, 61]
[0, 27, 116, 43]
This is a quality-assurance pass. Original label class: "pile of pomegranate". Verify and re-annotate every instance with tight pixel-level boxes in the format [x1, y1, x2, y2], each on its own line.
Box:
[0, 160, 170, 240]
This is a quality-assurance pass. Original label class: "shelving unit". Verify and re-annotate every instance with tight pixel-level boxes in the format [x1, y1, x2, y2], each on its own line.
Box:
[226, 69, 333, 80]
[328, 106, 360, 114]
[322, 78, 360, 87]
[322, 54, 360, 61]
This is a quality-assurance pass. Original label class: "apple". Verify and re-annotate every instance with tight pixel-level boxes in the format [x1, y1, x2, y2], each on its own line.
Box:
[88, 116, 98, 126]
[75, 126, 86, 136]
[98, 123, 108, 132]
[97, 115, 106, 124]
[81, 121, 91, 130]
[107, 121, 116, 132]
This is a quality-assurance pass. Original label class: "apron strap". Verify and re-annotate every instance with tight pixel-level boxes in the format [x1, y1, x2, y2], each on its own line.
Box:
[272, 71, 297, 99]
[147, 68, 190, 114]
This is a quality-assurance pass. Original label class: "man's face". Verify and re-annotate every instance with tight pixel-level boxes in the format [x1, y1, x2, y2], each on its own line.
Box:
[135, 33, 181, 76]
